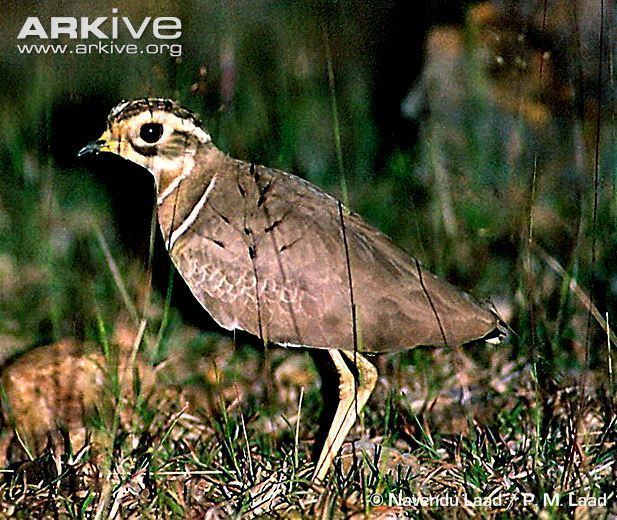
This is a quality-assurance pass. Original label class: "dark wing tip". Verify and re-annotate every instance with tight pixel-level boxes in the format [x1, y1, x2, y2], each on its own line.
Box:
[481, 318, 509, 345]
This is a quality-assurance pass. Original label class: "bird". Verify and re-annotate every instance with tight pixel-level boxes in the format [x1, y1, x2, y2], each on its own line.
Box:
[79, 97, 506, 482]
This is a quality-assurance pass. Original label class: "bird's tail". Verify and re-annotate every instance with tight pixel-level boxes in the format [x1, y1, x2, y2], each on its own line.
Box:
[482, 317, 509, 345]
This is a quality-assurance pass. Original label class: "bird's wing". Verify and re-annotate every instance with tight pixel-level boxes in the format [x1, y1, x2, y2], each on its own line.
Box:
[340, 210, 500, 350]
[170, 154, 498, 352]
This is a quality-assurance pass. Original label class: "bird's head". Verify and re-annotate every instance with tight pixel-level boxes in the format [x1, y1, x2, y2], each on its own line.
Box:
[78, 98, 211, 184]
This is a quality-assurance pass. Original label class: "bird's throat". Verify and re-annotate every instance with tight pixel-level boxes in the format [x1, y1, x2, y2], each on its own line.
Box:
[154, 145, 220, 251]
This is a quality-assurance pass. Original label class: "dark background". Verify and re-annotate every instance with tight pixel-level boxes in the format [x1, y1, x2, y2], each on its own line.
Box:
[0, 0, 615, 372]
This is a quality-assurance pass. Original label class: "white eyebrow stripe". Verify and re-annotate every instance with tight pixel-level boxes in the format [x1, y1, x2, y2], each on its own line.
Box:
[191, 126, 212, 144]
[168, 175, 217, 250]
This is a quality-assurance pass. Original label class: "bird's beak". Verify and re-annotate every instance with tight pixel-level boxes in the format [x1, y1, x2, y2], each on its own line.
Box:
[77, 130, 114, 157]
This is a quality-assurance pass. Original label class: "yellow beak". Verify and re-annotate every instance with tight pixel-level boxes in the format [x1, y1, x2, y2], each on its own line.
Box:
[77, 130, 115, 157]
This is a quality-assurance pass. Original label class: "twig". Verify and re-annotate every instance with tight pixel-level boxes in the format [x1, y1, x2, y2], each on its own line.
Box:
[94, 225, 139, 324]
[533, 244, 617, 350]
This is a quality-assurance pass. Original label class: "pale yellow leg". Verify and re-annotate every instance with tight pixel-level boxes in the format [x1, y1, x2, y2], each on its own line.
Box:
[313, 350, 378, 481]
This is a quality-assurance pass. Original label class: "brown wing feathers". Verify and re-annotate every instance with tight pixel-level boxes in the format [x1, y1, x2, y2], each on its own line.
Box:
[157, 144, 501, 353]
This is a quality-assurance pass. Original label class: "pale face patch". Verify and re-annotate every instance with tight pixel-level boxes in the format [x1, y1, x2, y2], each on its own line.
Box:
[97, 109, 211, 186]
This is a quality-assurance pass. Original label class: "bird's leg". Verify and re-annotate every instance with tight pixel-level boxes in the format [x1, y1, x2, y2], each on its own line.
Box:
[313, 350, 377, 481]
[313, 350, 353, 482]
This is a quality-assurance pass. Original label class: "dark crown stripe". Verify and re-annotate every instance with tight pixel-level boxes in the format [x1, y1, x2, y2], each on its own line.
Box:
[107, 98, 203, 128]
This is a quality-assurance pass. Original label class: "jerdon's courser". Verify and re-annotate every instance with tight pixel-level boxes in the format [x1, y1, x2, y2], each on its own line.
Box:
[79, 98, 506, 481]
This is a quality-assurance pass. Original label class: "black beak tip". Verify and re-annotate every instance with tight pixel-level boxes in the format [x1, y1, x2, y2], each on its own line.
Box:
[77, 140, 104, 158]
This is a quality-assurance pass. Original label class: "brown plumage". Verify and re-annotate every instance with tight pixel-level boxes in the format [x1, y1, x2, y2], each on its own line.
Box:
[80, 97, 506, 481]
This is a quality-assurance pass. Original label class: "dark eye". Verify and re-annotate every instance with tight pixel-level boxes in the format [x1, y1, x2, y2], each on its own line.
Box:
[140, 123, 164, 143]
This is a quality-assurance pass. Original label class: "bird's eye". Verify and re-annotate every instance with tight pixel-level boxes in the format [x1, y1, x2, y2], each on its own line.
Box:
[140, 123, 164, 144]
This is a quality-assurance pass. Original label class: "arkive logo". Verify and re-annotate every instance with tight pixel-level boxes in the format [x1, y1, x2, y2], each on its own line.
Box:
[17, 8, 181, 40]
[16, 7, 182, 57]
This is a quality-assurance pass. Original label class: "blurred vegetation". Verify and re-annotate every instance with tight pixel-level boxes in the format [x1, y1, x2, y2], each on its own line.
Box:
[1, 0, 614, 366]
[0, 0, 615, 517]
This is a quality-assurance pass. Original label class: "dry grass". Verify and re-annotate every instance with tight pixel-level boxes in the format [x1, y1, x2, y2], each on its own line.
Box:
[0, 319, 614, 518]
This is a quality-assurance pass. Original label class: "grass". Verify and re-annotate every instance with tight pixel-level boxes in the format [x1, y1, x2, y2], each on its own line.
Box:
[2, 342, 614, 517]
[0, 1, 615, 517]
